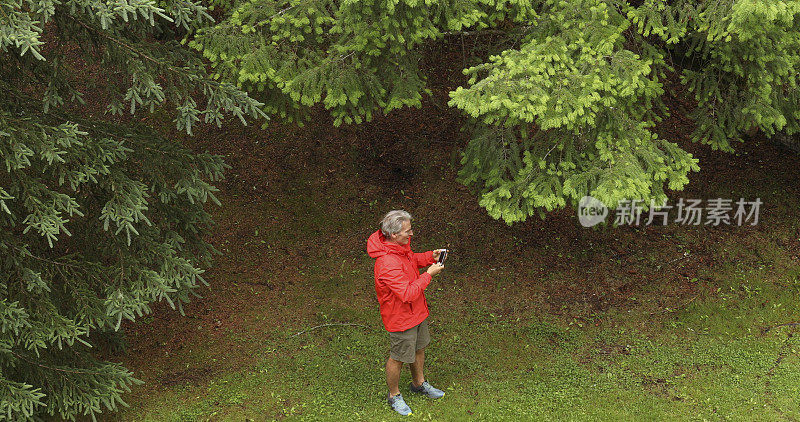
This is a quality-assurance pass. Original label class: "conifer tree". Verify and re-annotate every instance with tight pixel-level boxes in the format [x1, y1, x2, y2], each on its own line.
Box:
[195, 0, 800, 223]
[1, 0, 264, 419]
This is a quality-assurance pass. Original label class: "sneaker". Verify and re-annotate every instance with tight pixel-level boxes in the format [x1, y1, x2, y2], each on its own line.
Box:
[387, 393, 412, 416]
[409, 381, 445, 399]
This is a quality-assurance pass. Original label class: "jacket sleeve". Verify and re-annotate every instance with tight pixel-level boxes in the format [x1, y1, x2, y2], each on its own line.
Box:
[377, 258, 431, 303]
[412, 250, 436, 269]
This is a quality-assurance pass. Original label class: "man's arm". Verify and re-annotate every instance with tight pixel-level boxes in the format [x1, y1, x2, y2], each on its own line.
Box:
[412, 250, 436, 269]
[378, 260, 431, 303]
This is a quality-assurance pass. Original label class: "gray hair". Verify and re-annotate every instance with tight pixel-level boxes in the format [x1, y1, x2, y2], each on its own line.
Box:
[380, 210, 412, 237]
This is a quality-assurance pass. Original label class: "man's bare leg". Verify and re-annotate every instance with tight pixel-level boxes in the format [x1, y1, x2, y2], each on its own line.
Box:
[409, 348, 425, 387]
[386, 357, 404, 396]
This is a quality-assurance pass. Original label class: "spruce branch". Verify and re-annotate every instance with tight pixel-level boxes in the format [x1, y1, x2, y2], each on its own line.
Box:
[8, 350, 108, 376]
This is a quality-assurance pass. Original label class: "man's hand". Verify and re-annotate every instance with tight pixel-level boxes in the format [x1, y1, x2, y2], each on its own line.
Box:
[432, 249, 445, 261]
[427, 263, 444, 276]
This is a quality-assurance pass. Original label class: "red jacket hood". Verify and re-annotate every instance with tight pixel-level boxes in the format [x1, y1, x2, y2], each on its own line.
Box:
[367, 230, 412, 259]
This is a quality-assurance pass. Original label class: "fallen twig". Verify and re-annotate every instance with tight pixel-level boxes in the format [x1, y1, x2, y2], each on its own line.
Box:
[290, 323, 371, 338]
[766, 331, 795, 378]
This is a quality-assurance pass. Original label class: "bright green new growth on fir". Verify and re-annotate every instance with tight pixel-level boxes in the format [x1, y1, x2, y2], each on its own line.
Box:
[1, 0, 265, 420]
[450, 0, 697, 223]
[191, 0, 538, 125]
[196, 0, 800, 224]
[455, 0, 798, 223]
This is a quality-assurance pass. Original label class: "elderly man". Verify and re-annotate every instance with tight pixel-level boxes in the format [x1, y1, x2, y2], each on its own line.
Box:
[366, 210, 446, 416]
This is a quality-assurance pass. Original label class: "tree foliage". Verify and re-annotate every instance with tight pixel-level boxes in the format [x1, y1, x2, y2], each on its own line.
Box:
[195, 0, 800, 223]
[0, 0, 264, 419]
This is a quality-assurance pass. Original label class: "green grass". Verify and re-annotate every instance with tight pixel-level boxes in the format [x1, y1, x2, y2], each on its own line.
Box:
[109, 257, 800, 420]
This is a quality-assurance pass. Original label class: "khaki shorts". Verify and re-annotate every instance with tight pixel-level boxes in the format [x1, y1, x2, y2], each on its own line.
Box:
[388, 319, 430, 363]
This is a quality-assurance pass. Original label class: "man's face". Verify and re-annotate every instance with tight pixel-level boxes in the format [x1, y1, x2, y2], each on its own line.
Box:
[390, 220, 413, 245]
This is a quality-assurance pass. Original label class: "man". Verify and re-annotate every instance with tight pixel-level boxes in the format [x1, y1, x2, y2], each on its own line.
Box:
[366, 210, 446, 416]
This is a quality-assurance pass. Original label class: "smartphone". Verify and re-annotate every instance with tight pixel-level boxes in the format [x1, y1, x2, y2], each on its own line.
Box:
[437, 249, 448, 265]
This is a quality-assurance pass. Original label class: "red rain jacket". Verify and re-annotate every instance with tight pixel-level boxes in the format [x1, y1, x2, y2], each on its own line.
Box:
[367, 230, 436, 332]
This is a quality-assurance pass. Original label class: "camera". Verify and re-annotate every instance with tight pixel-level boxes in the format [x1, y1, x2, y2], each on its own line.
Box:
[437, 249, 448, 265]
